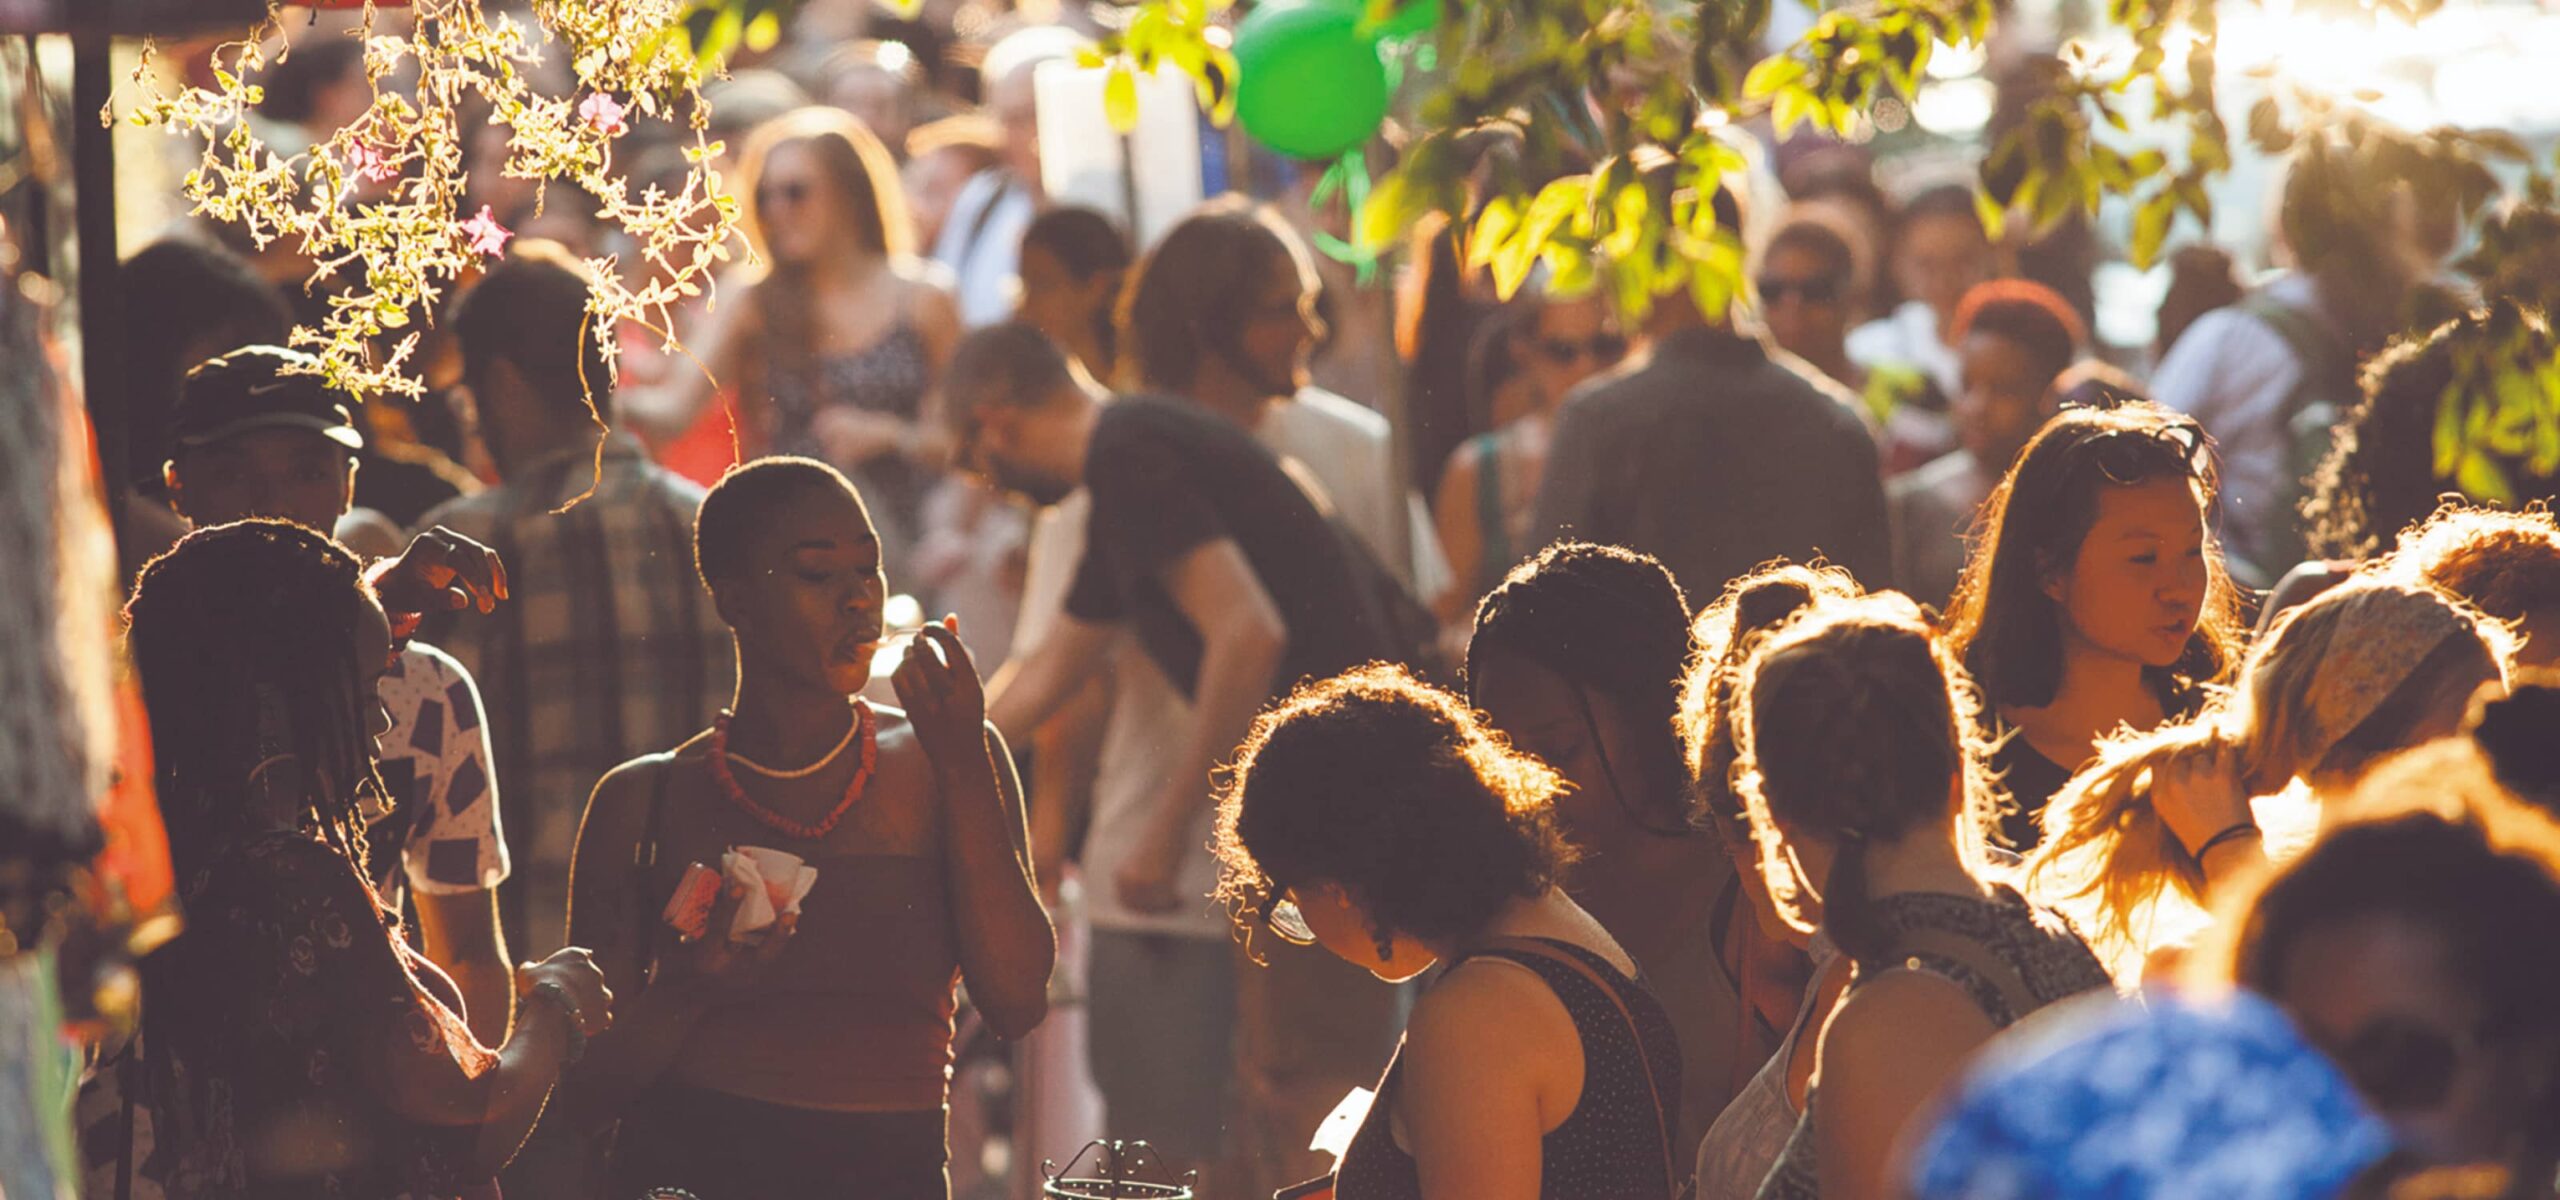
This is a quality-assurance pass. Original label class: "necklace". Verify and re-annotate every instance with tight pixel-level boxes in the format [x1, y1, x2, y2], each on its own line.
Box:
[709, 700, 878, 841]
[721, 704, 863, 778]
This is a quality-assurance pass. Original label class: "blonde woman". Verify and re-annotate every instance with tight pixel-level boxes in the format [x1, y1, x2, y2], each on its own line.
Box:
[2025, 576, 2514, 967]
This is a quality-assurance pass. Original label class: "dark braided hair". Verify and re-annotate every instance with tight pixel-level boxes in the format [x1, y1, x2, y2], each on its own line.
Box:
[1734, 592, 2000, 960]
[1468, 542, 1693, 834]
[124, 520, 380, 886]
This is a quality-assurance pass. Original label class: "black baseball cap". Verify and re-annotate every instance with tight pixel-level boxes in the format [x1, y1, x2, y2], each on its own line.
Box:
[170, 345, 365, 453]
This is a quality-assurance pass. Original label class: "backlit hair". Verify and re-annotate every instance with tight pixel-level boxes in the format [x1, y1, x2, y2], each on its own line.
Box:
[2027, 577, 2515, 959]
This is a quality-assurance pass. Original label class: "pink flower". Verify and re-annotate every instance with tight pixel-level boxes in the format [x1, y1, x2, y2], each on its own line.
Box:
[461, 205, 513, 257]
[347, 140, 397, 184]
[579, 91, 631, 138]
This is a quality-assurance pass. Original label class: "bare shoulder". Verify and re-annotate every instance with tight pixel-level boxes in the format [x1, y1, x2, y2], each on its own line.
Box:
[583, 741, 706, 837]
[1410, 955, 1577, 1058]
[1818, 968, 1999, 1081]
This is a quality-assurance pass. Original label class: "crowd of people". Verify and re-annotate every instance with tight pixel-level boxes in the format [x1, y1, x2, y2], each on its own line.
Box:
[47, 2, 2560, 1199]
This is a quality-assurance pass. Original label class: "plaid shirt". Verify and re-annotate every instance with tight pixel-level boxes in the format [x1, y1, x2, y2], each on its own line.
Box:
[417, 434, 733, 903]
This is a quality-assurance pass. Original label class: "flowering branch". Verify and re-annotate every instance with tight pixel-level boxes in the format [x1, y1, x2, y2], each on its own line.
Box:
[118, 0, 747, 401]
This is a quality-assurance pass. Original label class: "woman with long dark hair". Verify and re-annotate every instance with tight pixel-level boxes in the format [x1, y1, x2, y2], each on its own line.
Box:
[1466, 542, 1782, 1158]
[121, 521, 609, 1197]
[563, 457, 1051, 1199]
[1738, 593, 2111, 1200]
[1941, 401, 2248, 851]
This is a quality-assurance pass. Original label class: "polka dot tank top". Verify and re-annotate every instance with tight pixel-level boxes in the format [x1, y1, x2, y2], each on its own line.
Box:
[1332, 937, 1685, 1200]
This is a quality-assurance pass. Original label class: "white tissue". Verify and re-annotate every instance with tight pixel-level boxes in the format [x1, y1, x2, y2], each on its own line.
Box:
[722, 846, 819, 940]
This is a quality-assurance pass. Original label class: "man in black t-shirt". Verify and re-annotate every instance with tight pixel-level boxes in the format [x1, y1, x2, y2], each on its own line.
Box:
[950, 323, 1398, 1183]
[952, 322, 1388, 818]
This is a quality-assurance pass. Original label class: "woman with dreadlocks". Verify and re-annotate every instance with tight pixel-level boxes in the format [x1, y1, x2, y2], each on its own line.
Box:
[1467, 542, 1804, 1163]
[121, 521, 610, 1198]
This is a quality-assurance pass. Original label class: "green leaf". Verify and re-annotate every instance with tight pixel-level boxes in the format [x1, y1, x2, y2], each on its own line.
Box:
[1104, 65, 1140, 133]
[1469, 195, 1521, 268]
[1743, 55, 1809, 101]
[1974, 189, 2008, 242]
[744, 11, 782, 52]
[2131, 191, 2175, 268]
[2455, 448, 2517, 504]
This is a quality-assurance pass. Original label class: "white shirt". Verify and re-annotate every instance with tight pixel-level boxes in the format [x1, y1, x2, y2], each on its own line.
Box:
[2148, 272, 2325, 583]
[931, 169, 1039, 329]
[1847, 299, 1964, 402]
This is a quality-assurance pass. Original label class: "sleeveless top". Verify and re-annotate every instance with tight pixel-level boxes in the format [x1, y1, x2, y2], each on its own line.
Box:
[634, 775, 963, 1111]
[1333, 938, 1684, 1200]
[1753, 888, 2112, 1200]
[766, 321, 936, 571]
[1694, 934, 1837, 1200]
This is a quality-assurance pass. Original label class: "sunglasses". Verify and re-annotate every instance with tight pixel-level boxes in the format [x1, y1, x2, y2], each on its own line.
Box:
[757, 179, 813, 208]
[2080, 422, 2209, 486]
[1758, 275, 1843, 306]
[1535, 334, 1629, 367]
[2331, 1015, 2478, 1113]
[1256, 890, 1318, 946]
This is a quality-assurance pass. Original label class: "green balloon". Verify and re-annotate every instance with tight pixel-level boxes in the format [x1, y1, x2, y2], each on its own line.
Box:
[1233, 0, 1389, 160]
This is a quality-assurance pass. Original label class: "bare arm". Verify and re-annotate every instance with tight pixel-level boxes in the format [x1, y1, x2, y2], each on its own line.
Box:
[413, 888, 514, 1046]
[1812, 970, 2000, 1200]
[1028, 675, 1110, 908]
[987, 613, 1118, 745]
[619, 284, 760, 441]
[900, 623, 1056, 1040]
[1118, 539, 1287, 913]
[1399, 961, 1578, 1200]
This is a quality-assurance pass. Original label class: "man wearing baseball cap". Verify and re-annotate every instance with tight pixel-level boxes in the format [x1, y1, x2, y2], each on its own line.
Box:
[161, 344, 520, 1045]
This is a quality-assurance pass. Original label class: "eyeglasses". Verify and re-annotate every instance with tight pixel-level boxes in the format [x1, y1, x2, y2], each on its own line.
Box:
[1535, 334, 1629, 367]
[757, 180, 813, 208]
[1757, 275, 1843, 306]
[2081, 422, 2209, 485]
[1257, 890, 1318, 946]
[2330, 1015, 2478, 1113]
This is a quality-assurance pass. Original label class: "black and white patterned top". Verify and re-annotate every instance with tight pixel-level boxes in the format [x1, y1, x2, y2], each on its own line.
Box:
[367, 641, 509, 900]
[1334, 937, 1684, 1200]
[1755, 887, 2113, 1200]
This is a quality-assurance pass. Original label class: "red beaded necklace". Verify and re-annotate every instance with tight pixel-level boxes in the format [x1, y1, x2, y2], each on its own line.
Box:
[708, 700, 878, 841]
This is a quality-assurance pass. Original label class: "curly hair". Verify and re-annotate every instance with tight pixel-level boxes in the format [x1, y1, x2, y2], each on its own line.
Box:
[1733, 591, 2004, 960]
[1468, 542, 1693, 830]
[124, 520, 380, 885]
[2304, 306, 2560, 560]
[1676, 559, 1865, 835]
[2028, 577, 2514, 959]
[2384, 503, 2560, 633]
[1213, 663, 1576, 957]
[1942, 402, 2248, 713]
[2211, 735, 2560, 1156]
